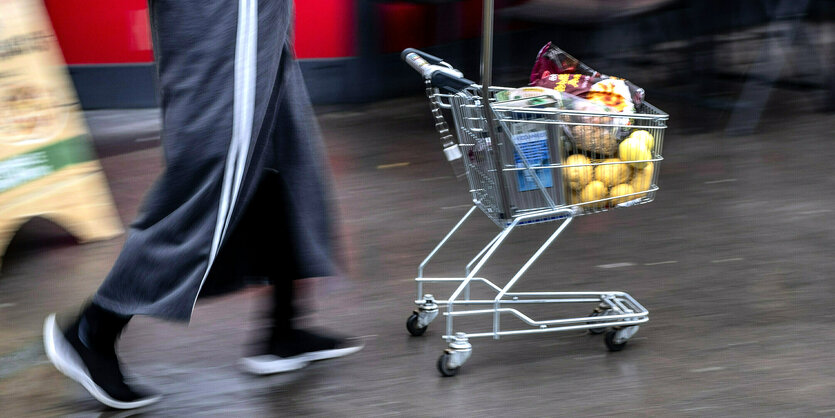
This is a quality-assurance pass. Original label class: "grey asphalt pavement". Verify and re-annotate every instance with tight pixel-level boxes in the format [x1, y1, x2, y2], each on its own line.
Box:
[1, 89, 834, 416]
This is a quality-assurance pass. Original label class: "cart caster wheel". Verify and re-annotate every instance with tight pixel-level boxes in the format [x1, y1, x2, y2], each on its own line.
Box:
[605, 330, 628, 352]
[437, 354, 460, 377]
[406, 313, 427, 336]
[587, 309, 609, 335]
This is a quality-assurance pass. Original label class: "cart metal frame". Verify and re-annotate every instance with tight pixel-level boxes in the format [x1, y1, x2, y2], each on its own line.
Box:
[402, 0, 666, 376]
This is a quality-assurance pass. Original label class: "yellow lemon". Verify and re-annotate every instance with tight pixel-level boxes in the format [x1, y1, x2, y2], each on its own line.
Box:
[610, 183, 636, 205]
[580, 180, 608, 207]
[628, 130, 654, 150]
[630, 162, 654, 199]
[594, 158, 631, 187]
[619, 137, 652, 169]
[563, 154, 593, 191]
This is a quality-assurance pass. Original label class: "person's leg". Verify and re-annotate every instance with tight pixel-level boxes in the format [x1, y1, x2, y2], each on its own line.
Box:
[238, 174, 361, 376]
[267, 277, 363, 360]
[239, 275, 362, 375]
[45, 0, 301, 408]
[269, 274, 295, 345]
[43, 303, 161, 409]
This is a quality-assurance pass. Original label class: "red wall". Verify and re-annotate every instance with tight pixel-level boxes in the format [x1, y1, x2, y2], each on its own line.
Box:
[44, 0, 153, 64]
[294, 0, 355, 59]
[43, 0, 494, 65]
[43, 0, 356, 65]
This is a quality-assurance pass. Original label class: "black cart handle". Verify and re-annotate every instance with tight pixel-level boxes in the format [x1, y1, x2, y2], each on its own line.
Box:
[401, 48, 445, 66]
[402, 48, 475, 93]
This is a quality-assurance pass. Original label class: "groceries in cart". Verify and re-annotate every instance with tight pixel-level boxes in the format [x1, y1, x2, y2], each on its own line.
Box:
[490, 43, 663, 212]
[403, 43, 666, 217]
[499, 42, 645, 117]
[562, 130, 656, 208]
[529, 42, 645, 105]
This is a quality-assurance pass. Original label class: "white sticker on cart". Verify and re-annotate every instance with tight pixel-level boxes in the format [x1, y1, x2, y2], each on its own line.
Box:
[512, 130, 552, 192]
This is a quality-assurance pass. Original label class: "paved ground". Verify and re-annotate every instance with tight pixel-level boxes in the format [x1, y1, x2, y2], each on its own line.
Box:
[1, 85, 835, 417]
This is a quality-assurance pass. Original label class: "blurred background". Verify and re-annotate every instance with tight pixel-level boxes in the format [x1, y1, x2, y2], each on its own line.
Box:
[2, 0, 835, 416]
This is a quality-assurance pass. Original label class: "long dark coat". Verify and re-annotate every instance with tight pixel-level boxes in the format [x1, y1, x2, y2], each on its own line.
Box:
[93, 0, 336, 321]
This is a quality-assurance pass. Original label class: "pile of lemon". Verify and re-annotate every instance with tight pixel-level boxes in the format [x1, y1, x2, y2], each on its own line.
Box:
[563, 130, 655, 208]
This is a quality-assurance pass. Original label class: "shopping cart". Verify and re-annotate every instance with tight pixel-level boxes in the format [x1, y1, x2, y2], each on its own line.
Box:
[400, 4, 667, 377]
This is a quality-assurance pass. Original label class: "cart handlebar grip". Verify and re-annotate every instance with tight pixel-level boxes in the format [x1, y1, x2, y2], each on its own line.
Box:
[401, 48, 444, 66]
[402, 48, 475, 93]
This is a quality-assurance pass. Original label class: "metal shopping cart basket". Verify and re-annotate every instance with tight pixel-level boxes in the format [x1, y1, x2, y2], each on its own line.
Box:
[400, 5, 667, 377]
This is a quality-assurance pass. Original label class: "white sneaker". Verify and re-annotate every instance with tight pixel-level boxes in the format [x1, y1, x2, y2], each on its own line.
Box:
[239, 330, 364, 376]
[238, 355, 310, 376]
[43, 314, 162, 410]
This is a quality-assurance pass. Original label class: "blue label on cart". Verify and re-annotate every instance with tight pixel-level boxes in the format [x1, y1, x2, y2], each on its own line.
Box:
[512, 130, 552, 192]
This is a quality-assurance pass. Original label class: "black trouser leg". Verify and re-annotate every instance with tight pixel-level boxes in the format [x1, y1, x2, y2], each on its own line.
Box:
[256, 172, 299, 342]
[270, 275, 295, 341]
[225, 170, 303, 349]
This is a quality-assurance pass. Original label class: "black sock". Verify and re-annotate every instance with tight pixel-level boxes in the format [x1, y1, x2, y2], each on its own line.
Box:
[63, 303, 153, 402]
[269, 277, 295, 343]
[76, 303, 132, 352]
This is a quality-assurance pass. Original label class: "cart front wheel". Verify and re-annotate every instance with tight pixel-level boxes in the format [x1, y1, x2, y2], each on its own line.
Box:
[604, 329, 628, 352]
[406, 313, 427, 336]
[587, 309, 610, 335]
[437, 354, 460, 377]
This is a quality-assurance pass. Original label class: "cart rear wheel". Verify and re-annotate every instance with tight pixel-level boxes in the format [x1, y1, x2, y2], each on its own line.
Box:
[604, 330, 628, 352]
[437, 354, 459, 377]
[406, 313, 427, 336]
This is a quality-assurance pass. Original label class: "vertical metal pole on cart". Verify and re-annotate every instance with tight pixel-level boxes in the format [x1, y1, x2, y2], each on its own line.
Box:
[480, 0, 511, 221]
[481, 0, 511, 339]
